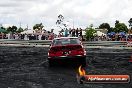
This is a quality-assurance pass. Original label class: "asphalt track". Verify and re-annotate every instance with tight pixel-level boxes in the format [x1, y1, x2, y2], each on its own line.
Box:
[0, 46, 132, 88]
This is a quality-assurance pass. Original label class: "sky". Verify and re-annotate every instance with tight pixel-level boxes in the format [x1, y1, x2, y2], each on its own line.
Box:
[0, 0, 132, 32]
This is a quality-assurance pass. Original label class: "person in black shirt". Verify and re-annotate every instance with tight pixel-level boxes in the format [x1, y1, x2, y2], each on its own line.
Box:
[79, 28, 82, 36]
[72, 29, 75, 37]
[76, 28, 79, 37]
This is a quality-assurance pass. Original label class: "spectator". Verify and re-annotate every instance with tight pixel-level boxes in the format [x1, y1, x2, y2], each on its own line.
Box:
[79, 28, 82, 37]
[69, 28, 72, 35]
[38, 34, 42, 40]
[76, 28, 79, 37]
[24, 33, 28, 40]
[48, 33, 52, 40]
[72, 29, 75, 37]
[41, 33, 46, 40]
[45, 31, 49, 40]
[61, 33, 64, 37]
[21, 34, 25, 40]
[64, 28, 69, 37]
[7, 33, 10, 39]
[58, 32, 62, 37]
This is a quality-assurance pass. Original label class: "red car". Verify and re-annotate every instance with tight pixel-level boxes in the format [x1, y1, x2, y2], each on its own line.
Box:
[48, 37, 86, 66]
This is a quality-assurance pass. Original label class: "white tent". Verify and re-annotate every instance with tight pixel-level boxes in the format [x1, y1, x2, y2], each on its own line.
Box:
[96, 31, 106, 36]
[21, 29, 34, 34]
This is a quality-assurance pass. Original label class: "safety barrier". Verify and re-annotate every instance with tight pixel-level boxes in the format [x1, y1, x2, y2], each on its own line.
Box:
[0, 39, 131, 48]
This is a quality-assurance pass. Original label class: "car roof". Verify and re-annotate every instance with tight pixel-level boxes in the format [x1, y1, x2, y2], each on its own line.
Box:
[54, 37, 78, 40]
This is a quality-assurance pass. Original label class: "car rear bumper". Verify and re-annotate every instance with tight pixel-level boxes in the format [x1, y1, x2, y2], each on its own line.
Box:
[48, 55, 86, 60]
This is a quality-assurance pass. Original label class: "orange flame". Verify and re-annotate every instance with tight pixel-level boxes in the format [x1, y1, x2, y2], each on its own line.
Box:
[78, 65, 86, 76]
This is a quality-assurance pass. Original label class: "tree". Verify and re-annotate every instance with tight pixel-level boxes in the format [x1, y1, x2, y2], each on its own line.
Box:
[110, 27, 114, 32]
[7, 26, 12, 33]
[0, 26, 7, 33]
[85, 27, 96, 41]
[17, 27, 24, 33]
[1, 26, 5, 30]
[115, 20, 119, 26]
[7, 26, 17, 33]
[33, 23, 44, 31]
[114, 22, 128, 33]
[12, 26, 17, 33]
[99, 23, 111, 32]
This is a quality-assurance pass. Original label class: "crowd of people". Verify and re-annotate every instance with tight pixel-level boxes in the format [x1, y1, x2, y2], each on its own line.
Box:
[107, 33, 132, 41]
[0, 28, 84, 40]
[88, 34, 132, 41]
[58, 28, 83, 37]
[0, 28, 132, 41]
[0, 31, 57, 40]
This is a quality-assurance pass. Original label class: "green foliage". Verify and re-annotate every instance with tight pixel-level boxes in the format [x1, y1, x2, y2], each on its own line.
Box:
[113, 23, 128, 33]
[110, 27, 114, 32]
[0, 27, 7, 33]
[12, 26, 17, 33]
[115, 20, 119, 26]
[7, 26, 17, 33]
[17, 27, 24, 33]
[99, 23, 111, 32]
[1, 27, 5, 30]
[7, 27, 12, 33]
[85, 27, 96, 40]
[33, 23, 44, 30]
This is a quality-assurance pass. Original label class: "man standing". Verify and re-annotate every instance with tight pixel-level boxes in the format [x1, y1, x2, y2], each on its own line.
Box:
[76, 28, 79, 37]
[64, 28, 69, 37]
[72, 29, 75, 37]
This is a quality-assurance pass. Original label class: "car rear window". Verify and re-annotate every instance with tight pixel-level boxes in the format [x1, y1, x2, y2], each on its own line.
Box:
[53, 38, 80, 46]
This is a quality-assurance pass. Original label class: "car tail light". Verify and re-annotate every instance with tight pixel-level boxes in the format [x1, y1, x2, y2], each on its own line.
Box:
[77, 48, 86, 55]
[48, 50, 55, 57]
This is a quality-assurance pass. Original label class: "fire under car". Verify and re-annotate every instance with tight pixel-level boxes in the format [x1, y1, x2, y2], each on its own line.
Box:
[48, 37, 86, 67]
